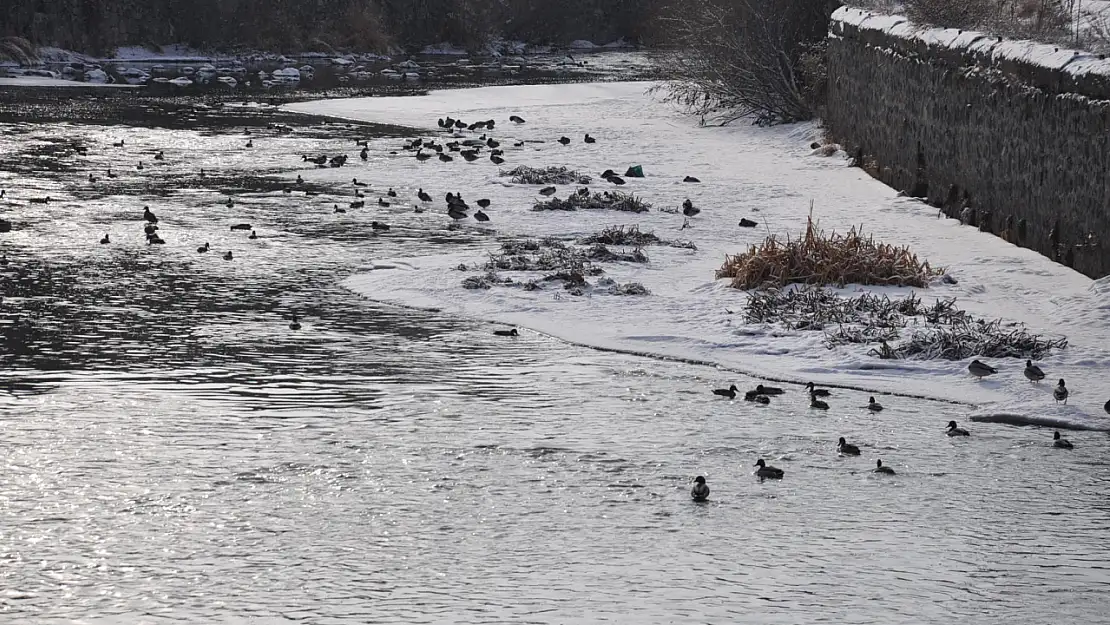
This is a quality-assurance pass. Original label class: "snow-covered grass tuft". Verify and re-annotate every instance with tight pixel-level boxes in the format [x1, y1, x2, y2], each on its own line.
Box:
[718, 215, 938, 289]
[500, 165, 591, 185]
[533, 190, 651, 213]
[745, 287, 1068, 361]
[579, 224, 660, 246]
[869, 320, 1069, 361]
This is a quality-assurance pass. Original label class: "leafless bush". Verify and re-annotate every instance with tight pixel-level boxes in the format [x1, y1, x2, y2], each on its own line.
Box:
[651, 0, 830, 125]
[895, 0, 1074, 42]
[0, 37, 37, 65]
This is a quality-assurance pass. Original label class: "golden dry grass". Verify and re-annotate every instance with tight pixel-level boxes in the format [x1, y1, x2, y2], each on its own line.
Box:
[716, 215, 938, 289]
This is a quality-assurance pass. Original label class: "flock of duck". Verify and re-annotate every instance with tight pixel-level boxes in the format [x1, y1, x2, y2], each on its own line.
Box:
[686, 356, 1097, 501]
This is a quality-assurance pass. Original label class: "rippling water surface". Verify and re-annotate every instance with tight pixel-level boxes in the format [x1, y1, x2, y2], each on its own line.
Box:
[1, 112, 1109, 624]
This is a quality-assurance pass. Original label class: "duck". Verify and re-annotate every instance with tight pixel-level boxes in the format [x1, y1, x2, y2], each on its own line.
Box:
[143, 206, 158, 223]
[691, 476, 710, 502]
[539, 186, 557, 196]
[197, 242, 210, 253]
[754, 384, 783, 395]
[248, 230, 258, 240]
[371, 221, 390, 231]
[99, 233, 110, 244]
[353, 178, 367, 187]
[606, 175, 626, 185]
[88, 173, 98, 183]
[154, 150, 165, 161]
[969, 359, 997, 379]
[106, 169, 118, 178]
[474, 210, 490, 222]
[417, 188, 432, 203]
[147, 234, 165, 244]
[946, 420, 969, 436]
[868, 397, 884, 412]
[289, 315, 302, 330]
[810, 394, 830, 410]
[387, 188, 397, 198]
[739, 218, 758, 228]
[246, 139, 253, 148]
[1023, 360, 1045, 382]
[509, 115, 526, 124]
[137, 161, 144, 170]
[113, 139, 125, 148]
[1052, 431, 1073, 449]
[374, 198, 388, 207]
[486, 138, 500, 149]
[415, 150, 431, 162]
[334, 206, 347, 213]
[805, 382, 831, 397]
[683, 175, 701, 183]
[682, 199, 699, 217]
[1105, 399, 1110, 415]
[144, 224, 158, 235]
[29, 196, 52, 204]
[223, 251, 233, 260]
[584, 134, 596, 144]
[477, 198, 491, 208]
[493, 328, 519, 337]
[230, 223, 252, 231]
[360, 147, 368, 160]
[753, 459, 784, 480]
[744, 390, 770, 404]
[713, 384, 738, 399]
[558, 136, 571, 145]
[837, 437, 860, 455]
[225, 197, 235, 208]
[490, 154, 505, 165]
[1053, 379, 1068, 404]
[439, 152, 453, 162]
[872, 459, 895, 474]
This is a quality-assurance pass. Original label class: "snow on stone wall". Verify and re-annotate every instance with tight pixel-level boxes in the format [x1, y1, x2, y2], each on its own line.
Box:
[827, 7, 1110, 279]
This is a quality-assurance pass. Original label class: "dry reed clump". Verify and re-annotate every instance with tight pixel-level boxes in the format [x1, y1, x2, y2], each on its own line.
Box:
[533, 190, 651, 213]
[717, 216, 938, 289]
[500, 166, 591, 185]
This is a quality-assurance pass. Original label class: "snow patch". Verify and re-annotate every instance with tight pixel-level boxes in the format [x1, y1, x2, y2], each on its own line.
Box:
[283, 82, 1110, 430]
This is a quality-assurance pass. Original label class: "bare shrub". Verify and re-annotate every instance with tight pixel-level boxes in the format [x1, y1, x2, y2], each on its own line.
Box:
[0, 37, 37, 65]
[651, 0, 831, 125]
[717, 215, 939, 289]
[895, 0, 1074, 42]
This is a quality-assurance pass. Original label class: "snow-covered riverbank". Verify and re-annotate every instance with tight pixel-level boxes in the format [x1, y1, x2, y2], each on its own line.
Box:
[283, 82, 1110, 429]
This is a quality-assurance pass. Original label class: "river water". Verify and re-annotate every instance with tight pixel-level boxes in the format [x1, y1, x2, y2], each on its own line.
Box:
[1, 97, 1109, 624]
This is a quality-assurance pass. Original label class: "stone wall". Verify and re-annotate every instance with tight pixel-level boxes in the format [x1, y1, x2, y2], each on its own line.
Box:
[826, 7, 1110, 278]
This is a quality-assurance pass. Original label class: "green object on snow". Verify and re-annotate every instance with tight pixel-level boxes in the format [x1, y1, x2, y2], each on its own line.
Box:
[625, 165, 644, 178]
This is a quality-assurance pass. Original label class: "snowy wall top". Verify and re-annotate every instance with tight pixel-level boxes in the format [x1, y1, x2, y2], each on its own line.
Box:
[830, 6, 1110, 100]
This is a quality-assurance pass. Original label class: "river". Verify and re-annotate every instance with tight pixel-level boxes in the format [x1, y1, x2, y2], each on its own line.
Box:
[1, 86, 1108, 624]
